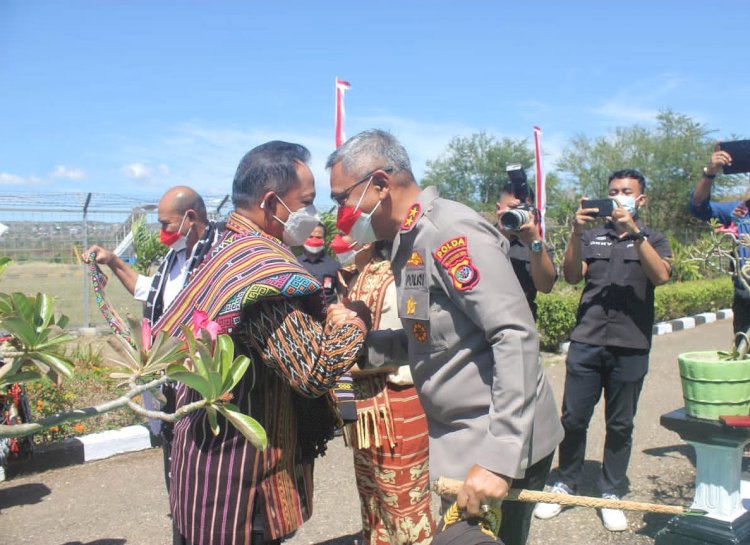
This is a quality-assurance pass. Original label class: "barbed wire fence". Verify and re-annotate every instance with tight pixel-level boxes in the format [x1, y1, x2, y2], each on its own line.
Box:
[0, 192, 230, 329]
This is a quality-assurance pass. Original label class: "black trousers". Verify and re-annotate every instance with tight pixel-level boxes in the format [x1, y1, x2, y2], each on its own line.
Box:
[557, 341, 648, 496]
[500, 452, 554, 545]
[732, 293, 750, 336]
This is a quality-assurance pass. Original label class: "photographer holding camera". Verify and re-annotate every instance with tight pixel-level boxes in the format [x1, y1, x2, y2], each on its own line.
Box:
[495, 170, 556, 319]
[533, 169, 671, 532]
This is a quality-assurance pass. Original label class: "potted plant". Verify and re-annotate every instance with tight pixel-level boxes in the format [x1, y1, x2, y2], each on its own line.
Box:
[677, 224, 750, 420]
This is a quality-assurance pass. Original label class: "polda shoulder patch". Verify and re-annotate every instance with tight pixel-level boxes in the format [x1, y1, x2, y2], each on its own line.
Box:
[432, 235, 480, 291]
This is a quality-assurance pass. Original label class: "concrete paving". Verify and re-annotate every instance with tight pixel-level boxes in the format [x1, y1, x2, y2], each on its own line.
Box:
[0, 319, 737, 545]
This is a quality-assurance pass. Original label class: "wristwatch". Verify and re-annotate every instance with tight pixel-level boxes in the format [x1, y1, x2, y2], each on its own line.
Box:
[630, 231, 648, 242]
[530, 240, 543, 253]
[702, 167, 717, 180]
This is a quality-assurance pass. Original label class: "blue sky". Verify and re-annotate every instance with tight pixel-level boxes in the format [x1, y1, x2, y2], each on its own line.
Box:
[2, 1, 750, 209]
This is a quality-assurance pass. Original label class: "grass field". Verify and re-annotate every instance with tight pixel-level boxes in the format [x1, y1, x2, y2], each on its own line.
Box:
[1, 262, 144, 328]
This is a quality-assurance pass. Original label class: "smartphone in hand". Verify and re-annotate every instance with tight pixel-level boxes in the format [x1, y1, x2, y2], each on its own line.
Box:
[581, 198, 615, 217]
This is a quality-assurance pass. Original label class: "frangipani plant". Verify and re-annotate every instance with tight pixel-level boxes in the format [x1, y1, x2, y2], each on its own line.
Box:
[167, 319, 266, 449]
[0, 284, 267, 450]
[106, 315, 189, 383]
[0, 292, 75, 389]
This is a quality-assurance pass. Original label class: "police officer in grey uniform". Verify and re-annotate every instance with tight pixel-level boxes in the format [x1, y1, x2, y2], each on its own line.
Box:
[327, 129, 563, 545]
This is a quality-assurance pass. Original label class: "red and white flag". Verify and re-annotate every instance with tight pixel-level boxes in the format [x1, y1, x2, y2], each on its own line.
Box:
[335, 78, 351, 148]
[533, 126, 546, 239]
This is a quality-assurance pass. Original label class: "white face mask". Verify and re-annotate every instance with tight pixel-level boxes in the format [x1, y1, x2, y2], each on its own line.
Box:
[272, 196, 319, 247]
[335, 249, 356, 267]
[616, 195, 638, 217]
[348, 177, 381, 244]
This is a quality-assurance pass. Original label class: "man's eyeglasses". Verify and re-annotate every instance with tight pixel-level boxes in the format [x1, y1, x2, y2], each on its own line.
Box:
[330, 167, 394, 207]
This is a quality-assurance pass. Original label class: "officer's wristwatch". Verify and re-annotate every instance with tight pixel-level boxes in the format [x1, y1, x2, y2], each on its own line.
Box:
[630, 231, 648, 242]
[530, 240, 543, 253]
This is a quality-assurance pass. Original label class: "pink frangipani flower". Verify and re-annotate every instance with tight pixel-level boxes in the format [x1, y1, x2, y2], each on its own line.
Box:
[191, 309, 221, 341]
[141, 318, 152, 352]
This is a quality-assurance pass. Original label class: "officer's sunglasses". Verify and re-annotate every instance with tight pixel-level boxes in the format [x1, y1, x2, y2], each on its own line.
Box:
[330, 167, 394, 207]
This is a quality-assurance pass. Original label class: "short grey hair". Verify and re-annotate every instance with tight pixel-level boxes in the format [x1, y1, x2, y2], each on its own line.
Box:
[326, 129, 413, 179]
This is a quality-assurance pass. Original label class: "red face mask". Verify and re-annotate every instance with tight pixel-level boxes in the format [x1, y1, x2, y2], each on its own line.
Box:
[330, 234, 356, 254]
[303, 237, 324, 249]
[160, 229, 182, 247]
[336, 205, 362, 236]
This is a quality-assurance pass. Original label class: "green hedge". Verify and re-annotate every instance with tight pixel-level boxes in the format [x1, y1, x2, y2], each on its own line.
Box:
[536, 277, 734, 352]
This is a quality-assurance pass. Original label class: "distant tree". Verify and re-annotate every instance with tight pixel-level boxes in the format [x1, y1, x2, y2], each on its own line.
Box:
[421, 132, 534, 213]
[556, 110, 745, 237]
[316, 210, 338, 258]
[131, 216, 168, 275]
[542, 171, 579, 229]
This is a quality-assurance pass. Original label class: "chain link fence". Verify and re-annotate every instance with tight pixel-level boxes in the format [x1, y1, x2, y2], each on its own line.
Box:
[0, 192, 229, 328]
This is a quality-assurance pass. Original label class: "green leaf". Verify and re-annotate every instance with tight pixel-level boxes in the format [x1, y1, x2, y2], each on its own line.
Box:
[208, 371, 223, 400]
[217, 335, 234, 378]
[32, 351, 74, 379]
[2, 316, 38, 347]
[197, 342, 215, 370]
[11, 292, 34, 323]
[0, 357, 23, 383]
[0, 293, 13, 316]
[55, 313, 70, 329]
[0, 370, 40, 389]
[191, 345, 210, 380]
[206, 406, 220, 436]
[127, 314, 143, 352]
[179, 325, 198, 355]
[166, 365, 213, 399]
[33, 330, 76, 352]
[218, 403, 267, 450]
[34, 292, 53, 331]
[105, 335, 140, 372]
[223, 355, 251, 393]
[0, 256, 11, 274]
[143, 333, 188, 375]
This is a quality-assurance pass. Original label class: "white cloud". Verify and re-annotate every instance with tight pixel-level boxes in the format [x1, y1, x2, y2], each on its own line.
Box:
[115, 117, 553, 209]
[591, 102, 660, 123]
[51, 164, 86, 180]
[0, 172, 45, 186]
[121, 162, 153, 180]
[590, 73, 688, 124]
[0, 172, 24, 185]
[116, 119, 480, 209]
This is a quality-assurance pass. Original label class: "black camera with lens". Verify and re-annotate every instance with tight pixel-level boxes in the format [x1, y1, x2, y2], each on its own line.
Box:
[500, 164, 538, 231]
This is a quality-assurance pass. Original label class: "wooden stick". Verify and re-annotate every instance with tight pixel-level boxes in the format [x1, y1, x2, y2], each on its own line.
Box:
[432, 477, 705, 516]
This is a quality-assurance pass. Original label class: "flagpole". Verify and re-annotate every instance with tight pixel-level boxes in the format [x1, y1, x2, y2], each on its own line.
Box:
[335, 78, 351, 148]
[533, 126, 546, 240]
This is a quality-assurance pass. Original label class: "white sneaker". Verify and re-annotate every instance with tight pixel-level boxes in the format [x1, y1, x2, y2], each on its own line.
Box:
[600, 493, 628, 531]
[533, 482, 572, 519]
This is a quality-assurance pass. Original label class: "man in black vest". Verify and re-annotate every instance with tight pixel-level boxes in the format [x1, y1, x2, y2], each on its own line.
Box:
[533, 170, 671, 531]
[297, 222, 340, 307]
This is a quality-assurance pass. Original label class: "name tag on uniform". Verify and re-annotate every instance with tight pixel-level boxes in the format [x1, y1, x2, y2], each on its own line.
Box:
[405, 271, 425, 287]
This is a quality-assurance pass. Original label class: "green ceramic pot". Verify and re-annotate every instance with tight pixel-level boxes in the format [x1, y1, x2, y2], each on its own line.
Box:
[678, 351, 750, 420]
